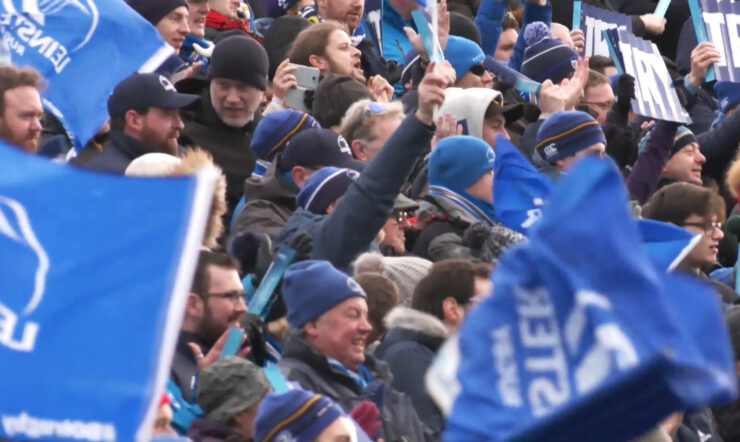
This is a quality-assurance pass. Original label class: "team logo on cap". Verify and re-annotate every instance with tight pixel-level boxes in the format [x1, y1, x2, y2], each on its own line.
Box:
[486, 149, 495, 163]
[0, 196, 48, 352]
[159, 75, 176, 92]
[2, 0, 100, 72]
[543, 143, 557, 159]
[347, 277, 364, 295]
[337, 135, 352, 156]
[346, 170, 360, 180]
[571, 59, 577, 70]
[274, 430, 293, 442]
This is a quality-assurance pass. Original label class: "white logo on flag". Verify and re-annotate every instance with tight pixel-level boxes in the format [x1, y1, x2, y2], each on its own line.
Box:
[0, 196, 48, 352]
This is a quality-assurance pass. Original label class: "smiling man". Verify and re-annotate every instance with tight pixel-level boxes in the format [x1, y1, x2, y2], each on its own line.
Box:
[127, 0, 190, 52]
[180, 34, 268, 220]
[186, 0, 209, 38]
[279, 260, 428, 440]
[662, 126, 705, 186]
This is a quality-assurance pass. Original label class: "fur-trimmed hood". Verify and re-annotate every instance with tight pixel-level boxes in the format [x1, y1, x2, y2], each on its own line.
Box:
[383, 306, 449, 339]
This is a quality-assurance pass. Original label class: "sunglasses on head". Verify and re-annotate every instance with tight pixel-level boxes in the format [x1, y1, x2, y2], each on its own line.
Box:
[362, 101, 386, 117]
[469, 64, 486, 76]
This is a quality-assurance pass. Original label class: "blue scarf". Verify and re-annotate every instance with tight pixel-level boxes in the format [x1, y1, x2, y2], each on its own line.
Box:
[429, 185, 496, 226]
[328, 357, 373, 389]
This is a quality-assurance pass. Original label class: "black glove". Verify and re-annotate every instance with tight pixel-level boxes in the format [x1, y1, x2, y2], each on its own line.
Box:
[250, 234, 273, 287]
[672, 78, 689, 109]
[240, 312, 267, 367]
[289, 232, 314, 262]
[615, 73, 635, 117]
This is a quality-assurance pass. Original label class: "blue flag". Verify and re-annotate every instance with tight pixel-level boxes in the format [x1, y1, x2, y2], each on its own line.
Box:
[0, 0, 173, 149]
[441, 157, 736, 442]
[0, 143, 215, 441]
[637, 219, 701, 272]
[493, 135, 552, 235]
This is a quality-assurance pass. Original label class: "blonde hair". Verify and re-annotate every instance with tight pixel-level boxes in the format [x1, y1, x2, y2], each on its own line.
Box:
[339, 99, 405, 144]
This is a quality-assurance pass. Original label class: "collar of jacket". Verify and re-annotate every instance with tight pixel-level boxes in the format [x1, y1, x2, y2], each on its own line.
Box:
[107, 130, 162, 161]
[282, 332, 391, 387]
[384, 306, 448, 339]
[176, 330, 213, 362]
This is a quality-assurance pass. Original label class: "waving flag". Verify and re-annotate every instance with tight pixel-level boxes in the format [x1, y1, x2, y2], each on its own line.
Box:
[0, 143, 215, 442]
[637, 219, 701, 272]
[0, 0, 173, 149]
[493, 135, 553, 235]
[434, 157, 736, 442]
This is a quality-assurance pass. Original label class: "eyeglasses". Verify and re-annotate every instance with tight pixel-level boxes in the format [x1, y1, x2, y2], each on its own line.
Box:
[683, 221, 723, 235]
[394, 211, 414, 223]
[204, 291, 246, 304]
[469, 64, 487, 77]
[581, 100, 615, 111]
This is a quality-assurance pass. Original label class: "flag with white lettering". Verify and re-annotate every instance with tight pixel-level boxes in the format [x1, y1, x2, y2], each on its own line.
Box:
[575, 2, 631, 57]
[616, 29, 692, 124]
[440, 157, 736, 442]
[0, 0, 173, 149]
[637, 219, 702, 272]
[493, 135, 552, 235]
[698, 0, 740, 82]
[361, 0, 383, 56]
[0, 142, 214, 441]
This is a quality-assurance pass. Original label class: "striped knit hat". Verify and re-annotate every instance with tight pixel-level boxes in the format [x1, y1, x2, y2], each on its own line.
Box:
[296, 167, 361, 214]
[255, 390, 349, 442]
[671, 126, 697, 156]
[251, 109, 320, 161]
[535, 111, 606, 164]
[520, 21, 578, 84]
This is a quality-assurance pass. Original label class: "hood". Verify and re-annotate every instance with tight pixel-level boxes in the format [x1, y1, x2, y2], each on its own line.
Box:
[435, 87, 503, 139]
[243, 156, 298, 203]
[384, 307, 448, 339]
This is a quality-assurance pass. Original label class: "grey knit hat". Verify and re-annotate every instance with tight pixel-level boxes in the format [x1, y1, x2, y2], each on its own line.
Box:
[197, 356, 270, 423]
[354, 253, 433, 307]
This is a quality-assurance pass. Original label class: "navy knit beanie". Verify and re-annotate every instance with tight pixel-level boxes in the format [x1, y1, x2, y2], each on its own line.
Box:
[520, 22, 578, 84]
[282, 260, 367, 328]
[429, 136, 495, 192]
[671, 126, 697, 156]
[251, 110, 320, 161]
[127, 0, 188, 25]
[255, 390, 347, 442]
[715, 81, 740, 114]
[296, 167, 360, 214]
[536, 111, 606, 164]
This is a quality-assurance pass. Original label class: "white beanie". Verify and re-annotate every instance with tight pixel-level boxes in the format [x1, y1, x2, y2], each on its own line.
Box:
[354, 253, 433, 307]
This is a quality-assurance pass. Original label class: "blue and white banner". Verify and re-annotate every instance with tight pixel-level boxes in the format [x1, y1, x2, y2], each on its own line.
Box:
[698, 0, 740, 82]
[616, 29, 692, 124]
[361, 0, 383, 56]
[0, 143, 215, 441]
[637, 219, 701, 272]
[431, 157, 736, 442]
[492, 135, 552, 235]
[575, 2, 631, 57]
[0, 0, 173, 149]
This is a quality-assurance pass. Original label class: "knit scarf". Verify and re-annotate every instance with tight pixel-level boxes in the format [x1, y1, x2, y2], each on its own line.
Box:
[327, 357, 373, 390]
[205, 10, 262, 42]
[429, 184, 496, 226]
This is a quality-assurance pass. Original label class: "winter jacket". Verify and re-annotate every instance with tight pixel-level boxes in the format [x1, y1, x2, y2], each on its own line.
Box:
[678, 77, 719, 136]
[274, 114, 435, 272]
[170, 331, 213, 403]
[519, 118, 544, 164]
[698, 108, 740, 186]
[278, 333, 430, 442]
[463, 221, 526, 263]
[627, 121, 679, 204]
[375, 307, 448, 439]
[381, 0, 415, 68]
[181, 88, 261, 221]
[412, 195, 475, 261]
[675, 409, 724, 442]
[231, 157, 298, 239]
[84, 130, 157, 174]
[188, 418, 251, 442]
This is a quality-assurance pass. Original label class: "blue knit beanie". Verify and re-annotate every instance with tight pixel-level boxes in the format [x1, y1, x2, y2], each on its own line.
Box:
[715, 81, 740, 114]
[296, 167, 360, 214]
[429, 136, 495, 192]
[444, 36, 485, 83]
[254, 390, 346, 442]
[520, 22, 578, 84]
[283, 260, 367, 328]
[251, 110, 320, 161]
[535, 111, 606, 164]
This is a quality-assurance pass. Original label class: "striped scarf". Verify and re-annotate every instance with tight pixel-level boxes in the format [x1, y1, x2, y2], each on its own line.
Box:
[429, 185, 496, 226]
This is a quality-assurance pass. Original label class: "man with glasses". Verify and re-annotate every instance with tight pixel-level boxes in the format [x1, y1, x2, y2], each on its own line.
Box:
[171, 250, 247, 401]
[444, 35, 493, 89]
[581, 70, 615, 125]
[379, 195, 419, 256]
[642, 182, 734, 300]
[340, 100, 405, 162]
